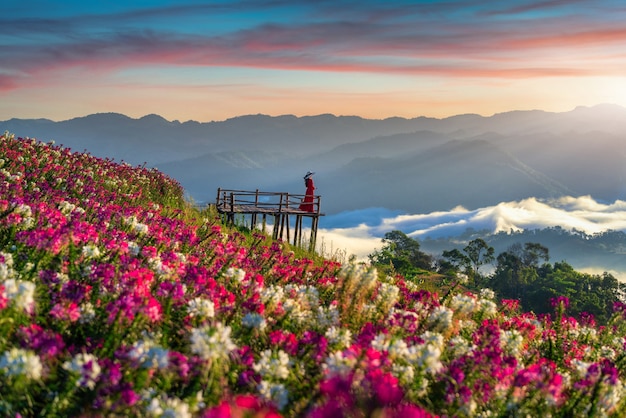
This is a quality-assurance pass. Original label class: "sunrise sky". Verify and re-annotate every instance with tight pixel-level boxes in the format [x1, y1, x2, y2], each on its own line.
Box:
[3, 0, 626, 122]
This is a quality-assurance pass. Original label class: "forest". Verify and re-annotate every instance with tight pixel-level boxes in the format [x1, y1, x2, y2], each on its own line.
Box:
[370, 230, 626, 325]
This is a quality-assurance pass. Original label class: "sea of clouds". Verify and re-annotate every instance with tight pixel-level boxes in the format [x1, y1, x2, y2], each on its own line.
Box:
[315, 195, 626, 260]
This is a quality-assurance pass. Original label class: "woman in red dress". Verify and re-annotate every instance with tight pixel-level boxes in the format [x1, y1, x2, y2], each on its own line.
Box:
[299, 171, 316, 212]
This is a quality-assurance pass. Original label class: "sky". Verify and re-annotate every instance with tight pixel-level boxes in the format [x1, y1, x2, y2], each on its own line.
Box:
[3, 0, 626, 122]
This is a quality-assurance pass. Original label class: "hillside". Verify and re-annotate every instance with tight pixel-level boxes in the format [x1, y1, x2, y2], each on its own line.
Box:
[1, 132, 625, 417]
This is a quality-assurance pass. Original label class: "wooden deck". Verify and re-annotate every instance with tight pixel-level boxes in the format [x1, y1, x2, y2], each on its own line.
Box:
[215, 188, 323, 249]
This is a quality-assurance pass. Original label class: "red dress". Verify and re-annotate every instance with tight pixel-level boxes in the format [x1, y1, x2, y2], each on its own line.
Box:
[299, 177, 315, 212]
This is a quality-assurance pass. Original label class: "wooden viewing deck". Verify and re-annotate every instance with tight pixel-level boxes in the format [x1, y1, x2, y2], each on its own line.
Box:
[215, 188, 324, 250]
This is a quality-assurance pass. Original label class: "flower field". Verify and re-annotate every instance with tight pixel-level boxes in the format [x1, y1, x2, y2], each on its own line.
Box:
[1, 130, 626, 417]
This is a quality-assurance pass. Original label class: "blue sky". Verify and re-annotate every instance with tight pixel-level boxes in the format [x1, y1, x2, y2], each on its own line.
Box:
[3, 0, 626, 121]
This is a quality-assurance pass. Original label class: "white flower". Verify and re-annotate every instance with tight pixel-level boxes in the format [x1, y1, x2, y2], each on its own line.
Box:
[420, 331, 444, 350]
[82, 244, 101, 259]
[146, 394, 192, 418]
[450, 294, 477, 315]
[316, 305, 340, 329]
[572, 359, 591, 377]
[14, 203, 32, 218]
[225, 267, 246, 283]
[0, 348, 43, 380]
[260, 285, 285, 307]
[128, 340, 170, 370]
[323, 350, 357, 377]
[477, 298, 498, 317]
[242, 312, 267, 331]
[325, 326, 352, 349]
[187, 297, 215, 320]
[597, 379, 624, 415]
[500, 329, 524, 357]
[408, 343, 443, 374]
[258, 381, 289, 410]
[340, 263, 378, 293]
[0, 252, 15, 281]
[190, 323, 237, 361]
[62, 353, 101, 389]
[371, 333, 390, 352]
[3, 278, 36, 313]
[124, 215, 149, 235]
[376, 282, 400, 313]
[449, 336, 474, 357]
[427, 306, 453, 332]
[58, 200, 76, 215]
[392, 363, 415, 386]
[79, 302, 96, 324]
[253, 349, 291, 380]
[388, 338, 410, 359]
[127, 241, 141, 256]
[479, 288, 496, 300]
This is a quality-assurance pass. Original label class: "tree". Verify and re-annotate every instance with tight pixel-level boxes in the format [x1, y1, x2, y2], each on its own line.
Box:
[463, 238, 495, 278]
[441, 238, 494, 286]
[369, 230, 433, 278]
[441, 248, 470, 274]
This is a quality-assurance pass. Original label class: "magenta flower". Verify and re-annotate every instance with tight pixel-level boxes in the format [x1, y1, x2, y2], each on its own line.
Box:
[550, 296, 570, 309]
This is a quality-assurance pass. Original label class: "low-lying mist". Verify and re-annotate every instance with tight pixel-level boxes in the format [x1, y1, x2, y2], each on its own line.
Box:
[314, 195, 626, 280]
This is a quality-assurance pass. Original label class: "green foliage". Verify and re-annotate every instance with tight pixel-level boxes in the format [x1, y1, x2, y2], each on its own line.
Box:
[441, 238, 495, 285]
[368, 230, 433, 279]
[489, 243, 624, 324]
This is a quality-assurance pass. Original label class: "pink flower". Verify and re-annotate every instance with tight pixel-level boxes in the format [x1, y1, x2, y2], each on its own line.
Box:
[550, 296, 570, 309]
[144, 297, 163, 322]
[49, 301, 81, 322]
[371, 371, 403, 406]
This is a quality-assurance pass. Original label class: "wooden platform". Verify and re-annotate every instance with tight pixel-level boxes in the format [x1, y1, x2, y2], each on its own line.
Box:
[215, 188, 324, 249]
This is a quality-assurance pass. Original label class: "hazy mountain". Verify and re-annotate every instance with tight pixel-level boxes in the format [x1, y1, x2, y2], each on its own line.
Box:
[316, 139, 575, 213]
[3, 104, 626, 213]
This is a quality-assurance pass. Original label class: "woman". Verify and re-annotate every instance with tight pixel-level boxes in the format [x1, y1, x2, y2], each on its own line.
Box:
[299, 171, 316, 212]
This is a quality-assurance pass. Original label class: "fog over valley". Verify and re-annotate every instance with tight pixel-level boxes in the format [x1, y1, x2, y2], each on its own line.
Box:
[316, 195, 626, 280]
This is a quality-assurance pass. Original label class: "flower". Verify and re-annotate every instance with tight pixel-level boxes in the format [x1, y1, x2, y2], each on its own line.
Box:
[0, 348, 43, 380]
[253, 349, 291, 380]
[257, 380, 289, 410]
[2, 278, 36, 313]
[62, 352, 102, 389]
[190, 323, 237, 361]
[242, 312, 267, 331]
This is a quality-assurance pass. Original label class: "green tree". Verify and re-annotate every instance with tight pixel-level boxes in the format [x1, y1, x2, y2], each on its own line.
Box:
[441, 238, 495, 286]
[440, 248, 470, 274]
[491, 242, 620, 324]
[369, 230, 433, 279]
[463, 238, 495, 278]
[491, 242, 549, 302]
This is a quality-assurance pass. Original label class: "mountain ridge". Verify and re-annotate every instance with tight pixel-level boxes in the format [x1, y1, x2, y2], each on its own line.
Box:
[2, 103, 625, 214]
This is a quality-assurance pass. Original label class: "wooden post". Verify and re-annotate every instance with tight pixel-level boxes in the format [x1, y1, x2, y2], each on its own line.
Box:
[294, 215, 301, 246]
[228, 192, 235, 224]
[216, 188, 223, 222]
[309, 195, 321, 251]
[252, 189, 259, 229]
[273, 193, 284, 239]
[285, 193, 290, 243]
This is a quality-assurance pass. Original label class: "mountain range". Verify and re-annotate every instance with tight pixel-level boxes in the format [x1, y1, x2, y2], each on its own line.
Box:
[3, 103, 626, 215]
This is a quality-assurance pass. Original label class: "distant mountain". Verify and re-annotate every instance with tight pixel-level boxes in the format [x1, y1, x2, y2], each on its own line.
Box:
[3, 104, 626, 213]
[316, 139, 574, 213]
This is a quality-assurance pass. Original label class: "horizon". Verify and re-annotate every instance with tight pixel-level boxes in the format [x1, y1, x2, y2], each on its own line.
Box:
[3, 102, 624, 124]
[3, 1, 626, 122]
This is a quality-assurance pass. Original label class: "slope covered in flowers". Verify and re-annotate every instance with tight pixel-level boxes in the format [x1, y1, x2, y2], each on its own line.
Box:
[1, 131, 625, 417]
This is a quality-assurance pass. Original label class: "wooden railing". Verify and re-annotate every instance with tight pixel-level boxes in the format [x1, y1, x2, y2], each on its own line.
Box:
[214, 188, 323, 249]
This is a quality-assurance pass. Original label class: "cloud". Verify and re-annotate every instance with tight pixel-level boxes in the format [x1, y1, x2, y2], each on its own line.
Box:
[317, 195, 626, 259]
[3, 0, 626, 91]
